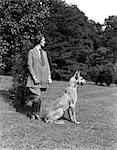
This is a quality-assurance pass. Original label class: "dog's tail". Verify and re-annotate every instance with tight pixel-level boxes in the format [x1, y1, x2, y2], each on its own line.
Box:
[44, 118, 64, 124]
[42, 108, 65, 124]
[43, 112, 64, 124]
[53, 120, 65, 124]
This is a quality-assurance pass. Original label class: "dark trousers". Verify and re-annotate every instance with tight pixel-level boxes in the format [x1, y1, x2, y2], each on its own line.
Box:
[29, 87, 47, 115]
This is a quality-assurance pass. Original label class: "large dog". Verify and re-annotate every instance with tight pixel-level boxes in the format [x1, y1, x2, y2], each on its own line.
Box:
[44, 70, 86, 124]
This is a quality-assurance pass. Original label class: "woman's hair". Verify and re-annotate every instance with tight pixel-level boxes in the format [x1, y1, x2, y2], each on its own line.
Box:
[34, 33, 44, 46]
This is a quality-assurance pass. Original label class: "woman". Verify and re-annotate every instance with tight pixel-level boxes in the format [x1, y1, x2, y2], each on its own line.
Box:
[26, 35, 52, 119]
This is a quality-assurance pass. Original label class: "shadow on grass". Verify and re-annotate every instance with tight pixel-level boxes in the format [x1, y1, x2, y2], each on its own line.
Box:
[14, 103, 32, 117]
[0, 89, 32, 117]
[0, 90, 11, 103]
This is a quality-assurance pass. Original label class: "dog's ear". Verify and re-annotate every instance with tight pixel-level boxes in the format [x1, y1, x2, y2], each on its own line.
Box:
[74, 70, 78, 75]
[74, 70, 77, 76]
[78, 71, 81, 77]
[74, 70, 79, 79]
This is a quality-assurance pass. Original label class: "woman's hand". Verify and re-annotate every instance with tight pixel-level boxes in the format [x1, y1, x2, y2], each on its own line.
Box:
[33, 76, 39, 85]
[48, 77, 52, 84]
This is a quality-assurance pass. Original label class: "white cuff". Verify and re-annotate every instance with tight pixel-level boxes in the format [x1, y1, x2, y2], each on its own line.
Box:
[48, 76, 51, 79]
[33, 76, 37, 79]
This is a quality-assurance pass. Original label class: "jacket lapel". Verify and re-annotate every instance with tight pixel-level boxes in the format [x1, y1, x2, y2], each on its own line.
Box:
[34, 48, 42, 64]
[33, 47, 45, 66]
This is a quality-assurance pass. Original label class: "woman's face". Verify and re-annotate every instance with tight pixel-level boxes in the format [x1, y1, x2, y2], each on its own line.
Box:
[40, 37, 46, 47]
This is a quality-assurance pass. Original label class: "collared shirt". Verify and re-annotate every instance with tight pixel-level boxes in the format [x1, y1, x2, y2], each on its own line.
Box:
[36, 45, 41, 59]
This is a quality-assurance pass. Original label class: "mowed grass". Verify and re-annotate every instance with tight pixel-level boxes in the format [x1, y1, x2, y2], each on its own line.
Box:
[0, 75, 117, 150]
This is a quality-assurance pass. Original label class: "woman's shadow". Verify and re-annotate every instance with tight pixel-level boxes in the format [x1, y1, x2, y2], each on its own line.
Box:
[0, 88, 32, 117]
[0, 90, 10, 102]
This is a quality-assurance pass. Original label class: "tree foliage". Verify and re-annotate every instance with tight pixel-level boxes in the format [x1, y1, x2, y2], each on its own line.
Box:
[43, 0, 103, 80]
[0, 0, 117, 104]
[0, 0, 50, 103]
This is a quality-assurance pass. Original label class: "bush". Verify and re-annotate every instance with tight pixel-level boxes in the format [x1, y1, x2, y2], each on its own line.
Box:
[88, 65, 101, 82]
[115, 78, 117, 86]
[0, 0, 50, 104]
[89, 63, 115, 86]
[102, 63, 115, 86]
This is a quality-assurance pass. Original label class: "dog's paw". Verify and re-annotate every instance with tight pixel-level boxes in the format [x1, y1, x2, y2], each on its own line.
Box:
[54, 120, 65, 124]
[75, 121, 80, 124]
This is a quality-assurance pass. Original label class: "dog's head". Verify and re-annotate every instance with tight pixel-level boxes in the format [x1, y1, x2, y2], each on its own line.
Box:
[73, 70, 86, 85]
[69, 70, 86, 87]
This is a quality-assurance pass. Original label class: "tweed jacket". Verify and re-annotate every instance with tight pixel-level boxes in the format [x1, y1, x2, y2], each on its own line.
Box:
[26, 47, 51, 88]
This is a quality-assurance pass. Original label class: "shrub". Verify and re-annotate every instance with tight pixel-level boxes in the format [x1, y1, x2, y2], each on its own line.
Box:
[0, 0, 50, 104]
[115, 78, 117, 86]
[89, 63, 115, 86]
[102, 63, 115, 86]
[88, 65, 101, 82]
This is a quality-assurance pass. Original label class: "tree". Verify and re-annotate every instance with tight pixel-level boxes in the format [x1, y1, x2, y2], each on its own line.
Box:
[90, 46, 113, 66]
[43, 0, 102, 80]
[0, 0, 50, 104]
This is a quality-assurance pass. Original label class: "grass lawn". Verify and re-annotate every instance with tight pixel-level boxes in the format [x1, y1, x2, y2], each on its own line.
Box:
[0, 75, 117, 150]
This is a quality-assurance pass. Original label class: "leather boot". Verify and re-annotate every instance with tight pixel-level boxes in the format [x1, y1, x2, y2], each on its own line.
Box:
[31, 99, 41, 120]
[34, 100, 41, 120]
[29, 101, 36, 120]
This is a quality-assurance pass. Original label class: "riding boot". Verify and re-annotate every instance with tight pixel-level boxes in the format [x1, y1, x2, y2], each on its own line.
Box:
[36, 100, 41, 112]
[31, 101, 37, 114]
[31, 99, 41, 120]
[34, 100, 41, 120]
[29, 101, 37, 119]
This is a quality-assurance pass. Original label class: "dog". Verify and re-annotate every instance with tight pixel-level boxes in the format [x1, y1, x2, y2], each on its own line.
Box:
[44, 70, 86, 124]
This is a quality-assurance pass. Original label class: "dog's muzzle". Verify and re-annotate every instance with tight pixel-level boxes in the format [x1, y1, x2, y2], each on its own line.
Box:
[77, 78, 86, 85]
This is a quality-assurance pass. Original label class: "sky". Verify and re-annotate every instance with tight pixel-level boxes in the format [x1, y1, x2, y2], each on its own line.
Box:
[65, 0, 117, 24]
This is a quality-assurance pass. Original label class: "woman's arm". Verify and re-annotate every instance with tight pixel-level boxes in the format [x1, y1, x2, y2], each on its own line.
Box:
[45, 52, 52, 83]
[27, 50, 39, 84]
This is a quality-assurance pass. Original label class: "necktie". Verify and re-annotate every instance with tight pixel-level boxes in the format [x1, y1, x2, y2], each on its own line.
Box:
[40, 49, 45, 66]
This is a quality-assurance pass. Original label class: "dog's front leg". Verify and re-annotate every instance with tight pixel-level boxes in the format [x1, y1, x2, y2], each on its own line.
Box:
[68, 107, 74, 122]
[68, 106, 80, 124]
[73, 108, 80, 124]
